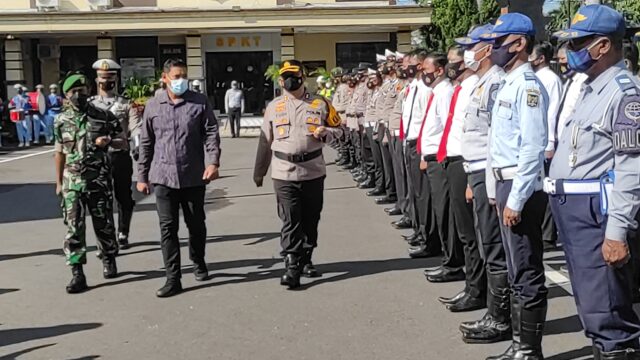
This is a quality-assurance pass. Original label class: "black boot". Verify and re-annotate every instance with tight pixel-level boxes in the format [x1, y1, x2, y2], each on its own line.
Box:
[66, 264, 88, 294]
[486, 294, 521, 360]
[462, 271, 512, 344]
[118, 232, 130, 250]
[300, 249, 321, 278]
[510, 305, 546, 359]
[156, 279, 183, 298]
[594, 346, 640, 360]
[102, 256, 118, 279]
[281, 254, 301, 289]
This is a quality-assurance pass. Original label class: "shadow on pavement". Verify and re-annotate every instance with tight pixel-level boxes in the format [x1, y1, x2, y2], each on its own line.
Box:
[545, 314, 583, 336]
[0, 323, 102, 347]
[0, 246, 96, 262]
[545, 345, 592, 360]
[68, 356, 101, 360]
[0, 183, 61, 224]
[0, 288, 19, 296]
[0, 343, 56, 359]
[548, 285, 571, 301]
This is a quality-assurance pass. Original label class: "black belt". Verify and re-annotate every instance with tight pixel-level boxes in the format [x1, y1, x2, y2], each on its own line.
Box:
[406, 139, 417, 146]
[423, 154, 437, 162]
[445, 156, 464, 163]
[274, 149, 323, 163]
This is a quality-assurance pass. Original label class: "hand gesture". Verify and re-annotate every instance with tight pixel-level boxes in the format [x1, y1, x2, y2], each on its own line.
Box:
[136, 182, 151, 195]
[602, 239, 630, 268]
[503, 206, 521, 227]
[203, 165, 220, 183]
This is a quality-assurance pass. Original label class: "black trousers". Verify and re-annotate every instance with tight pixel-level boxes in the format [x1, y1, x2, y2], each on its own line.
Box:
[446, 159, 485, 297]
[369, 128, 385, 189]
[406, 145, 439, 246]
[381, 135, 397, 199]
[154, 185, 207, 281]
[468, 171, 507, 273]
[427, 160, 463, 271]
[392, 136, 409, 215]
[542, 160, 558, 245]
[273, 176, 325, 256]
[362, 127, 375, 175]
[109, 151, 135, 236]
[229, 107, 242, 137]
[351, 130, 362, 167]
[496, 181, 547, 309]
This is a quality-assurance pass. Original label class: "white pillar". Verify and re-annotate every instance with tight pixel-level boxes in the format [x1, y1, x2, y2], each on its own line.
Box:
[97, 37, 114, 59]
[4, 39, 24, 99]
[281, 28, 295, 62]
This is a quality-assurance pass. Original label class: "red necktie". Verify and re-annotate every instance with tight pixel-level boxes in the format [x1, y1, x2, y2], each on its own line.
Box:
[416, 93, 435, 155]
[436, 85, 462, 163]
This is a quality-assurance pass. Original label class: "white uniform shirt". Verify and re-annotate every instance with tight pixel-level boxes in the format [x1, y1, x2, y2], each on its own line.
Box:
[556, 72, 588, 140]
[405, 79, 432, 141]
[535, 66, 563, 151]
[446, 74, 479, 157]
[420, 79, 454, 156]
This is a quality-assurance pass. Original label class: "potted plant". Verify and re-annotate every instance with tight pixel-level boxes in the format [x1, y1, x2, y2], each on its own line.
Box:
[123, 76, 154, 117]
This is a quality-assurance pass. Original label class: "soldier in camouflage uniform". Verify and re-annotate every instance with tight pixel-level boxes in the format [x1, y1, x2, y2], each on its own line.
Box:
[54, 73, 126, 294]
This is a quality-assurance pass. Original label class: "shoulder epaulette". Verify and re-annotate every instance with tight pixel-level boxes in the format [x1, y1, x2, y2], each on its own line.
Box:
[615, 74, 639, 96]
[524, 73, 537, 81]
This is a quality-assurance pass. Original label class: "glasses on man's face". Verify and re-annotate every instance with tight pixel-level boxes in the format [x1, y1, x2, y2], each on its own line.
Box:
[568, 36, 598, 51]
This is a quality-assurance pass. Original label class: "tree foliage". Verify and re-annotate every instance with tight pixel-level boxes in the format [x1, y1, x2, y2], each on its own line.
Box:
[610, 0, 640, 26]
[417, 0, 500, 51]
[545, 0, 581, 36]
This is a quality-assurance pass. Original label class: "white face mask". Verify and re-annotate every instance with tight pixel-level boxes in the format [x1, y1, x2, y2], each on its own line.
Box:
[463, 45, 490, 72]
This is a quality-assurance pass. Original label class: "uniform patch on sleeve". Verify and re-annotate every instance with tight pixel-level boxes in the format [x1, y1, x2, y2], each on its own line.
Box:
[526, 89, 540, 108]
[613, 95, 640, 154]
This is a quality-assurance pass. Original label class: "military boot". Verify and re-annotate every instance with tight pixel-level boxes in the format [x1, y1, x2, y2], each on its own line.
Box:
[118, 232, 130, 250]
[462, 271, 512, 343]
[594, 346, 640, 360]
[281, 254, 301, 289]
[66, 264, 88, 294]
[486, 294, 521, 360]
[102, 256, 118, 279]
[509, 305, 546, 360]
[300, 249, 321, 278]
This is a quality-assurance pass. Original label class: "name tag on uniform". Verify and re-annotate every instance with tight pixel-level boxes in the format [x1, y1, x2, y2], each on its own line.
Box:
[498, 100, 511, 109]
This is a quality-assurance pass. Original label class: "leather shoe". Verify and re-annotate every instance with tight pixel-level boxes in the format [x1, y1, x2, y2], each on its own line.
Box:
[426, 270, 465, 283]
[385, 207, 402, 216]
[392, 217, 412, 229]
[402, 233, 419, 241]
[156, 281, 183, 298]
[358, 179, 375, 189]
[424, 266, 444, 277]
[408, 244, 438, 259]
[447, 293, 486, 312]
[194, 262, 209, 281]
[375, 196, 397, 205]
[367, 188, 385, 197]
[102, 257, 118, 279]
[438, 290, 466, 305]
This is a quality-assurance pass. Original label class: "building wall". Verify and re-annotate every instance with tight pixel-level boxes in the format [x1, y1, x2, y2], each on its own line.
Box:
[294, 32, 390, 70]
[1, 0, 30, 10]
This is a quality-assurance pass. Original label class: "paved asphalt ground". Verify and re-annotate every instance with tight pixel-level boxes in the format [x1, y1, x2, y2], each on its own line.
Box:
[0, 138, 597, 360]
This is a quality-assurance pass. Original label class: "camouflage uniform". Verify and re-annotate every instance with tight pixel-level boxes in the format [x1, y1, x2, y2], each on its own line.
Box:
[54, 103, 120, 266]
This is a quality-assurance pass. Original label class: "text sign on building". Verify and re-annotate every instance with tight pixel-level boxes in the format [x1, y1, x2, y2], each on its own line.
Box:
[215, 36, 263, 49]
[202, 33, 278, 53]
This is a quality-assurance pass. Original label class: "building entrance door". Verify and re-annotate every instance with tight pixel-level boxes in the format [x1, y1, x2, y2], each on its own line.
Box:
[205, 51, 273, 116]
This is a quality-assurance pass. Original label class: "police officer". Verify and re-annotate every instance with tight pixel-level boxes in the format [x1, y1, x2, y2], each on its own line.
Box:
[54, 73, 125, 293]
[480, 13, 549, 360]
[331, 67, 351, 166]
[47, 84, 63, 145]
[343, 69, 362, 171]
[90, 59, 140, 252]
[9, 84, 32, 148]
[253, 60, 344, 289]
[352, 64, 374, 188]
[454, 24, 512, 344]
[363, 68, 386, 195]
[549, 6, 640, 359]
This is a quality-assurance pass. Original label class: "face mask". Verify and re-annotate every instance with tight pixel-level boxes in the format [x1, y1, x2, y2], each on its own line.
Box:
[381, 67, 391, 75]
[283, 76, 303, 92]
[70, 92, 89, 111]
[327, 81, 334, 88]
[397, 68, 408, 79]
[559, 63, 574, 77]
[491, 40, 519, 68]
[422, 71, 437, 86]
[17, 90, 23, 95]
[445, 62, 465, 80]
[169, 78, 189, 96]
[367, 82, 374, 89]
[406, 65, 418, 78]
[100, 81, 116, 92]
[567, 39, 603, 73]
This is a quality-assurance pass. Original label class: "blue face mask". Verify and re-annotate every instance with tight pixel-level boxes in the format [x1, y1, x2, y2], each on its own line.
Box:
[170, 78, 189, 96]
[567, 39, 602, 73]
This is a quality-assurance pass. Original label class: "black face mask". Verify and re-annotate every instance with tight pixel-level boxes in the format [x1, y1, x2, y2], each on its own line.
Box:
[445, 62, 465, 80]
[17, 90, 23, 95]
[283, 76, 303, 92]
[422, 71, 437, 86]
[100, 81, 116, 92]
[406, 65, 418, 78]
[367, 82, 375, 89]
[381, 66, 391, 75]
[397, 68, 408, 79]
[491, 40, 519, 68]
[70, 92, 89, 111]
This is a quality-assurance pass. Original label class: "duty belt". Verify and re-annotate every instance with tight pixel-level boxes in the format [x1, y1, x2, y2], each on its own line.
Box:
[463, 159, 487, 173]
[543, 178, 600, 195]
[492, 166, 518, 181]
[274, 149, 323, 163]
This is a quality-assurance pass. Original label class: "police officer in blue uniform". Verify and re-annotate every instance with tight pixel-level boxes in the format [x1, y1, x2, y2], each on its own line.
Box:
[481, 13, 549, 360]
[549, 5, 640, 359]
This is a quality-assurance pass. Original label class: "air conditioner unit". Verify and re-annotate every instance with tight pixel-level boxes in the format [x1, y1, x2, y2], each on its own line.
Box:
[87, 0, 113, 10]
[37, 44, 61, 60]
[35, 0, 60, 11]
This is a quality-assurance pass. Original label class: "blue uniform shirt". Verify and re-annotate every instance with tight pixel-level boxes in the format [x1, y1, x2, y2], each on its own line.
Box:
[490, 62, 548, 211]
[550, 62, 640, 242]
